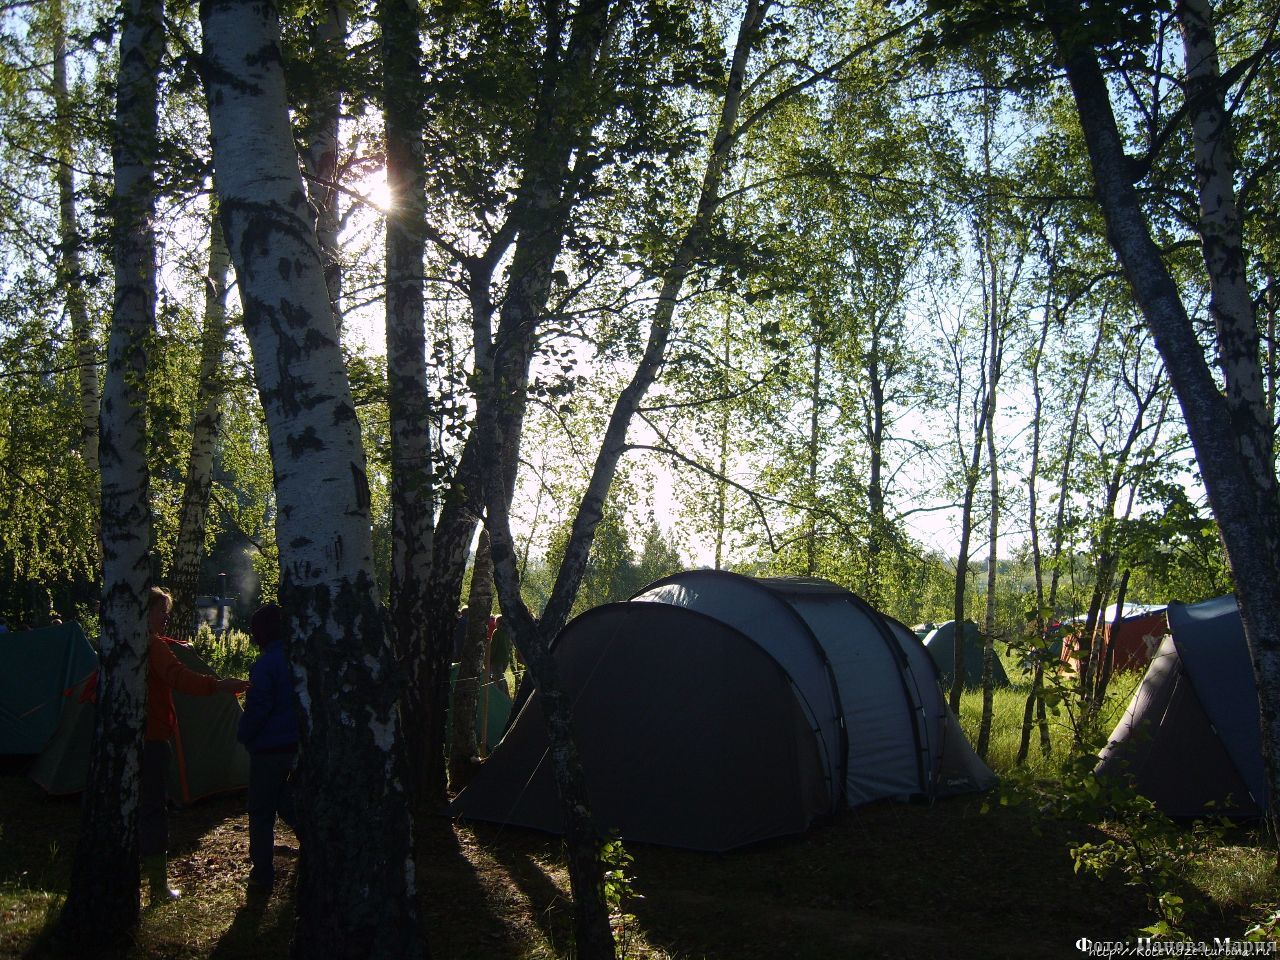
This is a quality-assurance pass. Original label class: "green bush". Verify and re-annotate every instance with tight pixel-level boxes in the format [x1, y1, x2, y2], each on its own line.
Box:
[191, 624, 256, 678]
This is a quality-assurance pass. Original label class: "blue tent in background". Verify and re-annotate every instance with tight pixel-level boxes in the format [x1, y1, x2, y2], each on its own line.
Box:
[922, 620, 1009, 689]
[1096, 595, 1267, 818]
[0, 623, 97, 754]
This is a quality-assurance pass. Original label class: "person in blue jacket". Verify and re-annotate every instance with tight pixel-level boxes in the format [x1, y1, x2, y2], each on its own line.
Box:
[236, 602, 299, 899]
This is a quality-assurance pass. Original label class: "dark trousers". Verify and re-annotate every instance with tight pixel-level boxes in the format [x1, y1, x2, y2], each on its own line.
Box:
[247, 750, 296, 886]
[139, 740, 170, 857]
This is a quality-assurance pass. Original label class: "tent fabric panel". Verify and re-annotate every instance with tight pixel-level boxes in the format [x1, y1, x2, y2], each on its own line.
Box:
[934, 707, 1001, 795]
[1167, 596, 1267, 811]
[453, 603, 827, 852]
[28, 674, 96, 793]
[29, 643, 249, 802]
[787, 595, 922, 804]
[881, 615, 998, 796]
[1097, 637, 1258, 816]
[169, 644, 250, 802]
[446, 664, 514, 753]
[0, 624, 98, 754]
[882, 616, 940, 790]
[1104, 611, 1168, 672]
[923, 621, 1008, 689]
[640, 572, 996, 807]
[633, 572, 843, 802]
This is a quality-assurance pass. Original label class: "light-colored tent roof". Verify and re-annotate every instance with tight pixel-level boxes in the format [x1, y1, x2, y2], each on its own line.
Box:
[1068, 602, 1167, 624]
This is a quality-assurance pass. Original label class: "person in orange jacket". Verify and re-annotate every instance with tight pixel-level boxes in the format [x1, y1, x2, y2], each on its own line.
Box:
[142, 587, 248, 903]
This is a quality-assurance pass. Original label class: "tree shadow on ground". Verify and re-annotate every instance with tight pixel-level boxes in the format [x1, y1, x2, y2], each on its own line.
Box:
[439, 818, 575, 958]
[207, 891, 294, 960]
[623, 797, 1150, 960]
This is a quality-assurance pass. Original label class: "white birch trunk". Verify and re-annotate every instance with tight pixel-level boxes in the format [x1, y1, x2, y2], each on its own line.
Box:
[51, 0, 101, 466]
[1177, 0, 1276, 496]
[168, 211, 231, 642]
[449, 528, 492, 786]
[380, 0, 437, 806]
[977, 380, 999, 758]
[60, 0, 161, 941]
[201, 1, 423, 954]
[301, 0, 346, 320]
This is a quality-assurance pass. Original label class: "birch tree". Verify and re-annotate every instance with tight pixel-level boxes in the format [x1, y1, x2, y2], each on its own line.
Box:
[167, 210, 231, 641]
[201, 0, 423, 954]
[51, 0, 101, 467]
[474, 5, 772, 953]
[60, 0, 162, 942]
[449, 527, 493, 787]
[297, 0, 347, 319]
[379, 0, 436, 808]
[1037, 0, 1280, 824]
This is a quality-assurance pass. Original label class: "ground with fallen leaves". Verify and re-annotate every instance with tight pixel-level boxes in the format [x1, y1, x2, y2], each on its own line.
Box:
[3, 762, 1277, 959]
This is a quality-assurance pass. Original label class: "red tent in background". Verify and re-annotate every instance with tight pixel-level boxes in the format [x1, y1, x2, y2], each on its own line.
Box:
[1060, 603, 1169, 673]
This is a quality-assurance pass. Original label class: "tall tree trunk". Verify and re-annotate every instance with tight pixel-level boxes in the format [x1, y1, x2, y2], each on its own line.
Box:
[977, 377, 999, 759]
[449, 528, 492, 789]
[1053, 1, 1280, 835]
[201, 1, 424, 956]
[301, 0, 347, 322]
[1094, 568, 1130, 708]
[1019, 271, 1054, 765]
[414, 0, 624, 813]
[422, 469, 481, 806]
[481, 5, 769, 957]
[950, 460, 979, 714]
[168, 210, 232, 642]
[381, 0, 437, 810]
[1048, 317, 1105, 607]
[1077, 368, 1164, 727]
[59, 0, 162, 943]
[461, 4, 624, 955]
[865, 313, 887, 605]
[975, 121, 1004, 756]
[806, 333, 822, 577]
[1177, 0, 1275, 498]
[713, 302, 732, 571]
[51, 0, 101, 467]
[1075, 549, 1115, 716]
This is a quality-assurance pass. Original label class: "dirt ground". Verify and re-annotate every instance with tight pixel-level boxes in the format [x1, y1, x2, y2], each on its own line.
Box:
[1, 768, 1272, 960]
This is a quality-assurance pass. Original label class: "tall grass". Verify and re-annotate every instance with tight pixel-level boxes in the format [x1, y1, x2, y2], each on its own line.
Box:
[190, 625, 257, 677]
[957, 669, 1142, 779]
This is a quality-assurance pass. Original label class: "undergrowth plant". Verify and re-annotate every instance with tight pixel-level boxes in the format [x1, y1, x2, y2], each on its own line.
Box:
[994, 752, 1231, 939]
[601, 837, 643, 959]
[190, 625, 255, 677]
[985, 604, 1236, 940]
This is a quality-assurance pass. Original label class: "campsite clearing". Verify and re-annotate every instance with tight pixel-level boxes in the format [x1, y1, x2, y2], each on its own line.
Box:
[2, 753, 1276, 959]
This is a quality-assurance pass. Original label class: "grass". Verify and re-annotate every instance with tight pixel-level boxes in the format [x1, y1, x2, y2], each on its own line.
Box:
[1, 672, 1277, 959]
[955, 671, 1142, 778]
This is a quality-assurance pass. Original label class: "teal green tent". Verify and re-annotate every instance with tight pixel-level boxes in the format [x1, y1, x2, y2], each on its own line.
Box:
[447, 664, 513, 753]
[0, 623, 98, 754]
[923, 620, 1009, 689]
[27, 638, 249, 803]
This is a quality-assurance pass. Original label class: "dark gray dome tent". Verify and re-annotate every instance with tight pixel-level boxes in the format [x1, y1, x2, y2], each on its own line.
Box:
[923, 620, 1009, 689]
[452, 572, 997, 851]
[1095, 595, 1267, 818]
